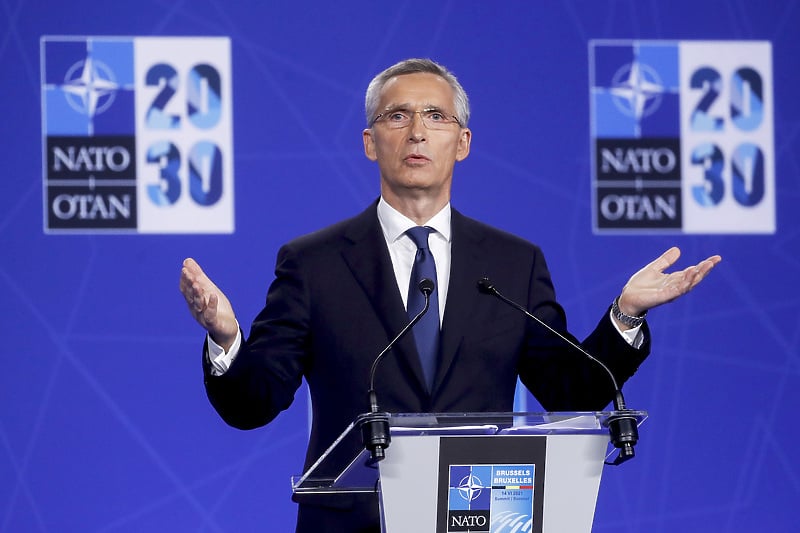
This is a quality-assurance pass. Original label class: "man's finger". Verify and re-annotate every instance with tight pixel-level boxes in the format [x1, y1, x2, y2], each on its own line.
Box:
[201, 293, 220, 327]
[688, 257, 720, 288]
[193, 293, 206, 314]
[649, 246, 681, 273]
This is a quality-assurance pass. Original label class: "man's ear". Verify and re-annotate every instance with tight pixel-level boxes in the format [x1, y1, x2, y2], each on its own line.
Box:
[363, 129, 378, 161]
[456, 127, 472, 162]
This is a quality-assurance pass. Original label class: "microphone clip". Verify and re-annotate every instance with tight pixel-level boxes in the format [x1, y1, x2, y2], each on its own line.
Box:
[359, 390, 391, 465]
[603, 390, 639, 466]
[604, 410, 639, 465]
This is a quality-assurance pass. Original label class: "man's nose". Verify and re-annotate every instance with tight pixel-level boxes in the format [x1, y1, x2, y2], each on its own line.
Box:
[408, 112, 426, 141]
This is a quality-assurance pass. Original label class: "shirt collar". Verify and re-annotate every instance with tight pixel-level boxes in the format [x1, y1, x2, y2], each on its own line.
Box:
[377, 196, 452, 243]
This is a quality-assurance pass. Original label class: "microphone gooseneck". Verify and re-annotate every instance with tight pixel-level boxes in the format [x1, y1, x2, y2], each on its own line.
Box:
[368, 278, 433, 394]
[477, 277, 639, 465]
[361, 278, 434, 464]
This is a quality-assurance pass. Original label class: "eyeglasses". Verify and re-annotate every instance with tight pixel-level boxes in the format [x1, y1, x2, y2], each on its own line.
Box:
[371, 107, 462, 130]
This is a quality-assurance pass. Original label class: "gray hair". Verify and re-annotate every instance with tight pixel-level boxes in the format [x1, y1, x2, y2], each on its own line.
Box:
[364, 58, 470, 127]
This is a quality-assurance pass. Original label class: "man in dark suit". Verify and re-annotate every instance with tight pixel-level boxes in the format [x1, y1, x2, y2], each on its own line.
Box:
[180, 58, 721, 532]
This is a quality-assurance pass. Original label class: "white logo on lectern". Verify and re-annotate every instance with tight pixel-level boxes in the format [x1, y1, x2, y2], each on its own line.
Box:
[457, 473, 485, 502]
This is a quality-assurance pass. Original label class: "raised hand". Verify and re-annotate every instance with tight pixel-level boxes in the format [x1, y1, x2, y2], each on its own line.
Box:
[617, 247, 722, 319]
[179, 258, 239, 351]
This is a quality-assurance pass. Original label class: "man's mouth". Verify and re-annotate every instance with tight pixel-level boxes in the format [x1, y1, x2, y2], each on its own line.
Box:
[404, 153, 430, 163]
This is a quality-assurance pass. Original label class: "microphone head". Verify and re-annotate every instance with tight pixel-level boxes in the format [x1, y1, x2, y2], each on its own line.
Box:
[418, 278, 434, 296]
[477, 278, 495, 294]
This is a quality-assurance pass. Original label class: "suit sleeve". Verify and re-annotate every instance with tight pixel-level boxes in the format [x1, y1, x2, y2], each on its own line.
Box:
[517, 247, 650, 412]
[202, 243, 310, 429]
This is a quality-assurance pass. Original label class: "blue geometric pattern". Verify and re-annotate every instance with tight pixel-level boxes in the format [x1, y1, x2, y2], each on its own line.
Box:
[1, 2, 799, 531]
[42, 38, 136, 136]
[592, 42, 681, 138]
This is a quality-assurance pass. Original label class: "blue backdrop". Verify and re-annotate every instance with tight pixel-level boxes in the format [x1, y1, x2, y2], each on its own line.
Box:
[2, 1, 799, 531]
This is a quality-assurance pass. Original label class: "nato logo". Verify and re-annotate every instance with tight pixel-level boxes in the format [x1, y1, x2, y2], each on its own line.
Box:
[447, 464, 534, 532]
[41, 36, 234, 234]
[43, 39, 136, 137]
[592, 43, 680, 139]
[448, 465, 491, 532]
[590, 40, 774, 234]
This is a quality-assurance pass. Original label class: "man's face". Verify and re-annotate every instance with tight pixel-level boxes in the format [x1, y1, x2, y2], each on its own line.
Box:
[363, 72, 471, 206]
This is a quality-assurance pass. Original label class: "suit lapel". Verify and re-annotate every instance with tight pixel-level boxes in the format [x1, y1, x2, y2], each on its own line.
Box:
[434, 209, 490, 392]
[340, 202, 430, 394]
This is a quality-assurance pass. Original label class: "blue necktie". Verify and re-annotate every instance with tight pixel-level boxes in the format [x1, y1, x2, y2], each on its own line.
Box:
[406, 226, 440, 391]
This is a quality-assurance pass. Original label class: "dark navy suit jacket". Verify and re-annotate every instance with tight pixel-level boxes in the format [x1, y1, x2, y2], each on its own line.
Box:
[203, 200, 650, 531]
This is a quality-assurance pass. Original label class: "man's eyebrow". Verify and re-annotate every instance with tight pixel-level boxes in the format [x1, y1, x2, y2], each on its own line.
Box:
[381, 103, 411, 111]
[381, 103, 444, 111]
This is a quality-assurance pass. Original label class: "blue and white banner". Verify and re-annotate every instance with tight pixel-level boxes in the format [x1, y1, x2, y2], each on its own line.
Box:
[41, 36, 234, 233]
[590, 40, 774, 234]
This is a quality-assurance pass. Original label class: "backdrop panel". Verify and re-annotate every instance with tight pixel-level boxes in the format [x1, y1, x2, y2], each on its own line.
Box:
[2, 1, 798, 531]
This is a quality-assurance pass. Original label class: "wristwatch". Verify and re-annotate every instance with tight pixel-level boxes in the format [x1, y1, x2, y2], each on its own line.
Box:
[611, 296, 647, 328]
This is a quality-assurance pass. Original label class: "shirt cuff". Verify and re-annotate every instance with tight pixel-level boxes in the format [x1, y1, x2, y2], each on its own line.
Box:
[206, 325, 242, 376]
[609, 310, 644, 349]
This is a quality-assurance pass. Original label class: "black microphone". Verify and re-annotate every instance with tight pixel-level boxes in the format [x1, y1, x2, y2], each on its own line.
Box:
[477, 277, 639, 466]
[360, 278, 434, 464]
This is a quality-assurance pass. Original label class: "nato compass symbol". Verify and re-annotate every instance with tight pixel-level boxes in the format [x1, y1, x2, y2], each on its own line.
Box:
[609, 61, 665, 122]
[457, 472, 486, 503]
[61, 55, 119, 123]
